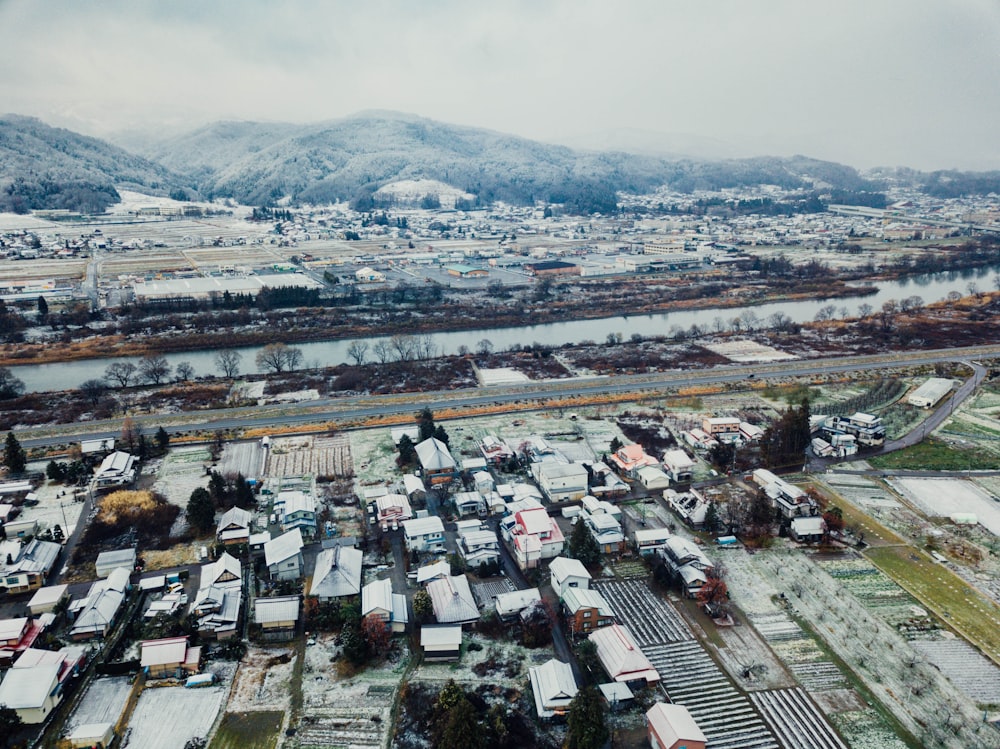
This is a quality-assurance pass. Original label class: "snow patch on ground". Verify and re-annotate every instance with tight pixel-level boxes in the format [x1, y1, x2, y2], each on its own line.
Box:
[702, 339, 796, 362]
[478, 367, 531, 385]
[888, 477, 1000, 536]
[124, 683, 226, 749]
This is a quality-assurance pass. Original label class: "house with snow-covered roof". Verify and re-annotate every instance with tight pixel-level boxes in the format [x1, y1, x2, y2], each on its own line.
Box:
[216, 507, 253, 546]
[589, 624, 659, 688]
[309, 545, 363, 601]
[529, 658, 578, 720]
[415, 437, 458, 485]
[264, 529, 304, 581]
[549, 556, 591, 598]
[608, 443, 659, 478]
[426, 575, 479, 626]
[500, 505, 564, 571]
[361, 578, 408, 633]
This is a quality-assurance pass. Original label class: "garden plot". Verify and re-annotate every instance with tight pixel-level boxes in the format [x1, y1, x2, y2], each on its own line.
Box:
[151, 446, 211, 507]
[703, 339, 797, 363]
[124, 684, 227, 749]
[750, 688, 848, 749]
[817, 555, 935, 633]
[227, 646, 296, 713]
[823, 474, 900, 511]
[592, 579, 692, 646]
[413, 633, 553, 686]
[217, 440, 264, 480]
[645, 640, 779, 749]
[828, 710, 910, 749]
[267, 434, 353, 479]
[910, 638, 1000, 705]
[65, 676, 132, 731]
[888, 477, 1000, 536]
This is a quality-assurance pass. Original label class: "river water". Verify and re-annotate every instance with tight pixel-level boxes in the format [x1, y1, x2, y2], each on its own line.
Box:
[13, 264, 998, 393]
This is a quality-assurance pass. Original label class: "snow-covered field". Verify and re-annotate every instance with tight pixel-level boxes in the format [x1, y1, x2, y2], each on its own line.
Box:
[15, 460, 85, 535]
[478, 367, 530, 385]
[124, 684, 227, 749]
[150, 446, 211, 507]
[702, 339, 797, 362]
[227, 646, 296, 713]
[888, 477, 1000, 536]
[65, 676, 133, 731]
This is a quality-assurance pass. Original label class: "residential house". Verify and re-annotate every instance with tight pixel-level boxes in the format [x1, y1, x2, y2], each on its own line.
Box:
[0, 539, 61, 593]
[374, 494, 413, 529]
[528, 659, 578, 720]
[646, 702, 707, 749]
[0, 661, 62, 723]
[216, 507, 253, 546]
[420, 624, 462, 662]
[608, 443, 659, 478]
[92, 451, 138, 488]
[361, 578, 408, 633]
[95, 548, 136, 579]
[633, 528, 672, 557]
[415, 437, 458, 485]
[752, 469, 818, 520]
[479, 435, 514, 465]
[66, 723, 116, 749]
[190, 580, 242, 641]
[457, 528, 501, 568]
[249, 531, 271, 560]
[309, 545, 363, 601]
[589, 624, 659, 687]
[140, 636, 201, 679]
[790, 516, 826, 543]
[426, 575, 480, 626]
[254, 596, 300, 641]
[662, 489, 710, 530]
[658, 537, 714, 598]
[202, 552, 242, 588]
[562, 587, 615, 634]
[583, 510, 625, 555]
[494, 588, 542, 621]
[415, 560, 451, 585]
[661, 449, 695, 484]
[453, 491, 485, 517]
[0, 617, 30, 649]
[401, 474, 426, 503]
[501, 506, 565, 570]
[549, 557, 591, 598]
[264, 529, 304, 581]
[533, 462, 588, 503]
[69, 568, 130, 641]
[402, 516, 446, 554]
[278, 490, 317, 540]
[635, 466, 672, 491]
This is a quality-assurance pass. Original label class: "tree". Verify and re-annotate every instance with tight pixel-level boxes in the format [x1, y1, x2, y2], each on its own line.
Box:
[155, 426, 170, 450]
[412, 590, 433, 623]
[0, 703, 23, 746]
[432, 425, 450, 446]
[137, 354, 171, 386]
[361, 613, 390, 656]
[565, 685, 608, 749]
[432, 681, 479, 749]
[233, 473, 255, 508]
[703, 501, 721, 535]
[416, 407, 436, 442]
[36, 295, 48, 318]
[175, 361, 195, 381]
[346, 339, 369, 366]
[255, 343, 302, 373]
[0, 368, 25, 400]
[105, 361, 137, 388]
[568, 518, 601, 568]
[215, 349, 242, 378]
[120, 416, 141, 453]
[697, 568, 730, 616]
[3, 433, 26, 475]
[476, 338, 494, 356]
[79, 378, 107, 406]
[396, 434, 416, 468]
[46, 460, 67, 483]
[186, 487, 216, 534]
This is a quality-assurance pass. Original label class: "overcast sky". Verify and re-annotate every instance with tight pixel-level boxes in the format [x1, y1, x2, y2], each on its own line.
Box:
[2, 0, 999, 170]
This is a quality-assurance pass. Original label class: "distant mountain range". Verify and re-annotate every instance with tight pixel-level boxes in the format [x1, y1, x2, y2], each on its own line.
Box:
[1, 111, 998, 214]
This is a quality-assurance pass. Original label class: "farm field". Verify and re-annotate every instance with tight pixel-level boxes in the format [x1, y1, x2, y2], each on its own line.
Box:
[126, 684, 227, 749]
[266, 434, 353, 478]
[864, 545, 1000, 665]
[869, 437, 998, 471]
[209, 711, 283, 749]
[64, 676, 132, 731]
[887, 477, 1000, 536]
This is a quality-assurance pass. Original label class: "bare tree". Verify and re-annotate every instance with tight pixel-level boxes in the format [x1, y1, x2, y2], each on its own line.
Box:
[739, 310, 759, 332]
[138, 353, 172, 385]
[79, 378, 107, 405]
[814, 304, 837, 322]
[256, 343, 298, 373]
[900, 295, 924, 312]
[215, 349, 242, 378]
[416, 333, 437, 360]
[284, 346, 304, 371]
[346, 340, 369, 366]
[390, 333, 415, 362]
[372, 339, 392, 364]
[105, 361, 137, 389]
[857, 303, 873, 318]
[476, 338, 494, 356]
[175, 361, 195, 382]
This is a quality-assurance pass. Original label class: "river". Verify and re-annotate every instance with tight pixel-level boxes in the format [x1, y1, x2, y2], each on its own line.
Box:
[13, 264, 999, 393]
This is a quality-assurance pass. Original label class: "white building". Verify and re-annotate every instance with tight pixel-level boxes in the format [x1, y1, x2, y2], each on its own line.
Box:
[310, 545, 363, 601]
[361, 578, 409, 633]
[402, 516, 447, 554]
[549, 557, 591, 598]
[264, 529, 304, 581]
[528, 658, 578, 720]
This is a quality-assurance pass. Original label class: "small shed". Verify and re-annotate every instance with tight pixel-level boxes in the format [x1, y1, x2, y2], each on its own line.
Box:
[28, 584, 69, 615]
[646, 702, 706, 749]
[420, 624, 462, 662]
[95, 549, 136, 578]
[598, 682, 634, 711]
[254, 595, 300, 641]
[66, 722, 115, 749]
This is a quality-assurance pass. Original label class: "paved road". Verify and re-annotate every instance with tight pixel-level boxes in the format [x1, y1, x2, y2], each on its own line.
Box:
[19, 344, 1000, 450]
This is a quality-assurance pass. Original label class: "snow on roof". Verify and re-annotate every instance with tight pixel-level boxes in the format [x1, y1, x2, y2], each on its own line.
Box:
[550, 557, 591, 585]
[96, 548, 136, 571]
[264, 528, 304, 567]
[28, 584, 68, 608]
[791, 516, 825, 534]
[599, 682, 633, 703]
[254, 596, 300, 624]
[2, 539, 61, 577]
[203, 552, 241, 586]
[516, 507, 551, 535]
[662, 449, 695, 469]
[426, 575, 480, 624]
[70, 588, 125, 638]
[66, 723, 114, 742]
[633, 528, 672, 544]
[140, 636, 190, 668]
[529, 658, 578, 718]
[589, 624, 659, 684]
[402, 474, 425, 495]
[0, 661, 60, 709]
[416, 560, 451, 584]
[495, 588, 541, 616]
[105, 567, 131, 592]
[95, 451, 135, 478]
[420, 624, 462, 649]
[402, 515, 444, 538]
[415, 437, 456, 471]
[139, 576, 165, 591]
[646, 702, 706, 746]
[375, 494, 412, 519]
[0, 617, 29, 642]
[309, 546, 362, 599]
[562, 587, 613, 616]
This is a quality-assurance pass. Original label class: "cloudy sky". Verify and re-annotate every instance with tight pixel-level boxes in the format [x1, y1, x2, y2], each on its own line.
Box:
[2, 0, 998, 170]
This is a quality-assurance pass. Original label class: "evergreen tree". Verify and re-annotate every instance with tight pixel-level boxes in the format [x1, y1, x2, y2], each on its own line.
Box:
[155, 426, 170, 450]
[568, 518, 601, 567]
[0, 702, 23, 745]
[703, 501, 721, 535]
[3, 433, 26, 475]
[36, 295, 48, 318]
[432, 424, 450, 446]
[565, 685, 608, 749]
[186, 487, 216, 534]
[412, 590, 433, 623]
[397, 434, 416, 467]
[208, 470, 229, 507]
[416, 407, 436, 441]
[234, 474, 255, 508]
